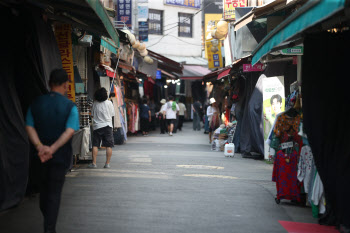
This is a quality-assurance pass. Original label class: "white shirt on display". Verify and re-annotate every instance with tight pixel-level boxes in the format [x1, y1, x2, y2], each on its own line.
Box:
[92, 100, 115, 130]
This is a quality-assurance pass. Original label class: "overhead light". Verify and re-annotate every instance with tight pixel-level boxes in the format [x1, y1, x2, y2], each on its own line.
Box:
[177, 83, 180, 86]
[164, 85, 168, 88]
[172, 80, 175, 84]
[166, 80, 171, 83]
[139, 78, 142, 82]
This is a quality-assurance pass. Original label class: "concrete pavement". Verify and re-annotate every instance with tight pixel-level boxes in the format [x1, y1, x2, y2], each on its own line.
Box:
[0, 122, 318, 233]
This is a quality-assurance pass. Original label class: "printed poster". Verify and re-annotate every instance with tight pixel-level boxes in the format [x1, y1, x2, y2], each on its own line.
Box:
[55, 24, 75, 102]
[263, 76, 285, 160]
[116, 0, 132, 27]
[165, 0, 201, 9]
[206, 39, 223, 69]
[204, 14, 223, 58]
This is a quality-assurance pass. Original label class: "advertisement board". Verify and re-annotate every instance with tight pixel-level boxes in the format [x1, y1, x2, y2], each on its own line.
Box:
[262, 76, 285, 160]
[204, 14, 222, 58]
[165, 0, 201, 9]
[55, 24, 75, 102]
[116, 0, 132, 27]
[223, 0, 247, 20]
[139, 21, 149, 42]
[206, 39, 223, 69]
[138, 6, 149, 21]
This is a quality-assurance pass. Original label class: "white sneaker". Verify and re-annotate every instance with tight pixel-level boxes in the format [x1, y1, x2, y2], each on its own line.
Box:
[104, 163, 110, 168]
[88, 163, 97, 168]
[169, 132, 173, 136]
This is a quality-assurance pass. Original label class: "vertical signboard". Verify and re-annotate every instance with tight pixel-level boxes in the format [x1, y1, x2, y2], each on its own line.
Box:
[139, 21, 149, 42]
[204, 14, 223, 58]
[223, 0, 247, 20]
[55, 24, 75, 102]
[116, 0, 132, 27]
[206, 39, 223, 69]
[138, 6, 149, 21]
[262, 76, 285, 160]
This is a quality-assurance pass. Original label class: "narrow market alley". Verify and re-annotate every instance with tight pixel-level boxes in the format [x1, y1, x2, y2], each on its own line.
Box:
[0, 123, 334, 233]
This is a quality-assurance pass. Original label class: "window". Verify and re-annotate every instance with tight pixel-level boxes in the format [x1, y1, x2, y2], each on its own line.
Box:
[149, 9, 163, 35]
[178, 13, 193, 38]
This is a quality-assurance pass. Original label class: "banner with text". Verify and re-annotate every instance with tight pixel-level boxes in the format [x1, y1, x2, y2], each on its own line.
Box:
[116, 0, 132, 27]
[55, 24, 75, 102]
[206, 39, 223, 69]
[139, 21, 149, 42]
[165, 0, 201, 9]
[223, 0, 247, 20]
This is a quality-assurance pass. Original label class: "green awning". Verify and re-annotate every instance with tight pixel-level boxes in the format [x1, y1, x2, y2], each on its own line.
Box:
[101, 37, 117, 54]
[252, 0, 346, 65]
[85, 0, 120, 47]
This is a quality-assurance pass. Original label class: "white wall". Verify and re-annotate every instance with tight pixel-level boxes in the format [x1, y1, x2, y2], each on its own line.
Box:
[142, 0, 202, 57]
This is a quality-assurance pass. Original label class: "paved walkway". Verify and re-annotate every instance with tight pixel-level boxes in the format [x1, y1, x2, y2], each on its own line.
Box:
[0, 122, 319, 233]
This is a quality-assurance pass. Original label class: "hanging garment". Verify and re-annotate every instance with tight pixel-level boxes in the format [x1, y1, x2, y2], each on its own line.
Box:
[273, 112, 301, 138]
[297, 145, 314, 193]
[111, 97, 122, 128]
[272, 132, 302, 201]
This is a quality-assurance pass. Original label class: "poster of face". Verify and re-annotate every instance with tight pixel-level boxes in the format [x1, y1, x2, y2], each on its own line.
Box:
[262, 76, 285, 140]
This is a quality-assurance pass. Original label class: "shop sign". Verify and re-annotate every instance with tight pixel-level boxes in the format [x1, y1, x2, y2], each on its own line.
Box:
[165, 0, 201, 9]
[138, 6, 149, 21]
[55, 24, 75, 102]
[139, 21, 149, 42]
[281, 46, 304, 55]
[156, 70, 162, 80]
[116, 0, 132, 28]
[243, 63, 264, 72]
[206, 39, 223, 69]
[204, 14, 222, 58]
[224, 0, 247, 20]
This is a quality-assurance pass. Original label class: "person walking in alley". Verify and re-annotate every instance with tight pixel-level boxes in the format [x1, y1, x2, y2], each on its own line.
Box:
[149, 99, 156, 130]
[192, 99, 202, 131]
[207, 97, 220, 143]
[140, 98, 151, 136]
[177, 98, 186, 131]
[159, 99, 167, 134]
[88, 87, 115, 169]
[25, 69, 79, 233]
[163, 96, 179, 136]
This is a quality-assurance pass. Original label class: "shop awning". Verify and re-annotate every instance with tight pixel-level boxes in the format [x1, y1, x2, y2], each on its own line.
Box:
[251, 0, 346, 65]
[234, 0, 300, 31]
[35, 0, 120, 47]
[203, 66, 232, 82]
[180, 65, 211, 80]
[148, 50, 183, 75]
[217, 69, 231, 80]
[160, 69, 177, 79]
[101, 37, 117, 54]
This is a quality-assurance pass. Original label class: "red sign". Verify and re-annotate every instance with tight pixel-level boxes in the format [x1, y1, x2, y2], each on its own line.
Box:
[243, 63, 264, 72]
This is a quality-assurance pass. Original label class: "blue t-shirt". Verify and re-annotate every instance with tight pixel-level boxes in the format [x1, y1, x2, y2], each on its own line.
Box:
[140, 104, 150, 119]
[26, 105, 80, 131]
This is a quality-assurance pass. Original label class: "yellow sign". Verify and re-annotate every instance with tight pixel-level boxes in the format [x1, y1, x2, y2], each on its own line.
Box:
[204, 14, 223, 58]
[223, 0, 247, 20]
[55, 24, 75, 102]
[206, 39, 223, 69]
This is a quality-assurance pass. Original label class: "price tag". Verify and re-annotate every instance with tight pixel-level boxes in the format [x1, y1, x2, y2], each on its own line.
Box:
[281, 141, 293, 149]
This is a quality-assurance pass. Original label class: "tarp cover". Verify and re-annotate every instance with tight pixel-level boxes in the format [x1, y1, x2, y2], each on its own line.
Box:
[0, 7, 61, 210]
[302, 32, 350, 228]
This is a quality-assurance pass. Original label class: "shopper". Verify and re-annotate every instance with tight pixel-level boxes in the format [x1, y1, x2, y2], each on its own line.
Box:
[207, 97, 220, 143]
[89, 87, 115, 169]
[163, 96, 179, 136]
[25, 69, 79, 233]
[159, 99, 167, 134]
[140, 98, 151, 136]
[178, 99, 187, 131]
[149, 99, 156, 130]
[192, 99, 202, 131]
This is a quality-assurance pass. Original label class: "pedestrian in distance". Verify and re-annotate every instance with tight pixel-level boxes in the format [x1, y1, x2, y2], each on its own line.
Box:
[192, 99, 202, 131]
[140, 98, 151, 136]
[162, 96, 179, 136]
[89, 87, 115, 169]
[25, 69, 80, 233]
[149, 99, 156, 130]
[207, 97, 220, 143]
[177, 98, 187, 131]
[159, 99, 167, 134]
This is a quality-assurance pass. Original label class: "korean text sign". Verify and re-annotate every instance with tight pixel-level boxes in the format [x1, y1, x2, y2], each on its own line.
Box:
[165, 0, 201, 9]
[117, 0, 132, 27]
[54, 24, 75, 102]
[224, 0, 247, 20]
[206, 39, 223, 69]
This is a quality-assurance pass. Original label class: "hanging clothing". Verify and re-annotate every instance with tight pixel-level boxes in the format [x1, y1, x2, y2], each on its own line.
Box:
[297, 145, 314, 193]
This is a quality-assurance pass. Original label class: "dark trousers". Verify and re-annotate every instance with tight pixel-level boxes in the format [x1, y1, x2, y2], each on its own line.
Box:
[150, 116, 156, 130]
[159, 116, 167, 134]
[40, 163, 66, 233]
[173, 117, 178, 133]
[141, 118, 149, 133]
[193, 112, 201, 130]
[178, 115, 184, 130]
